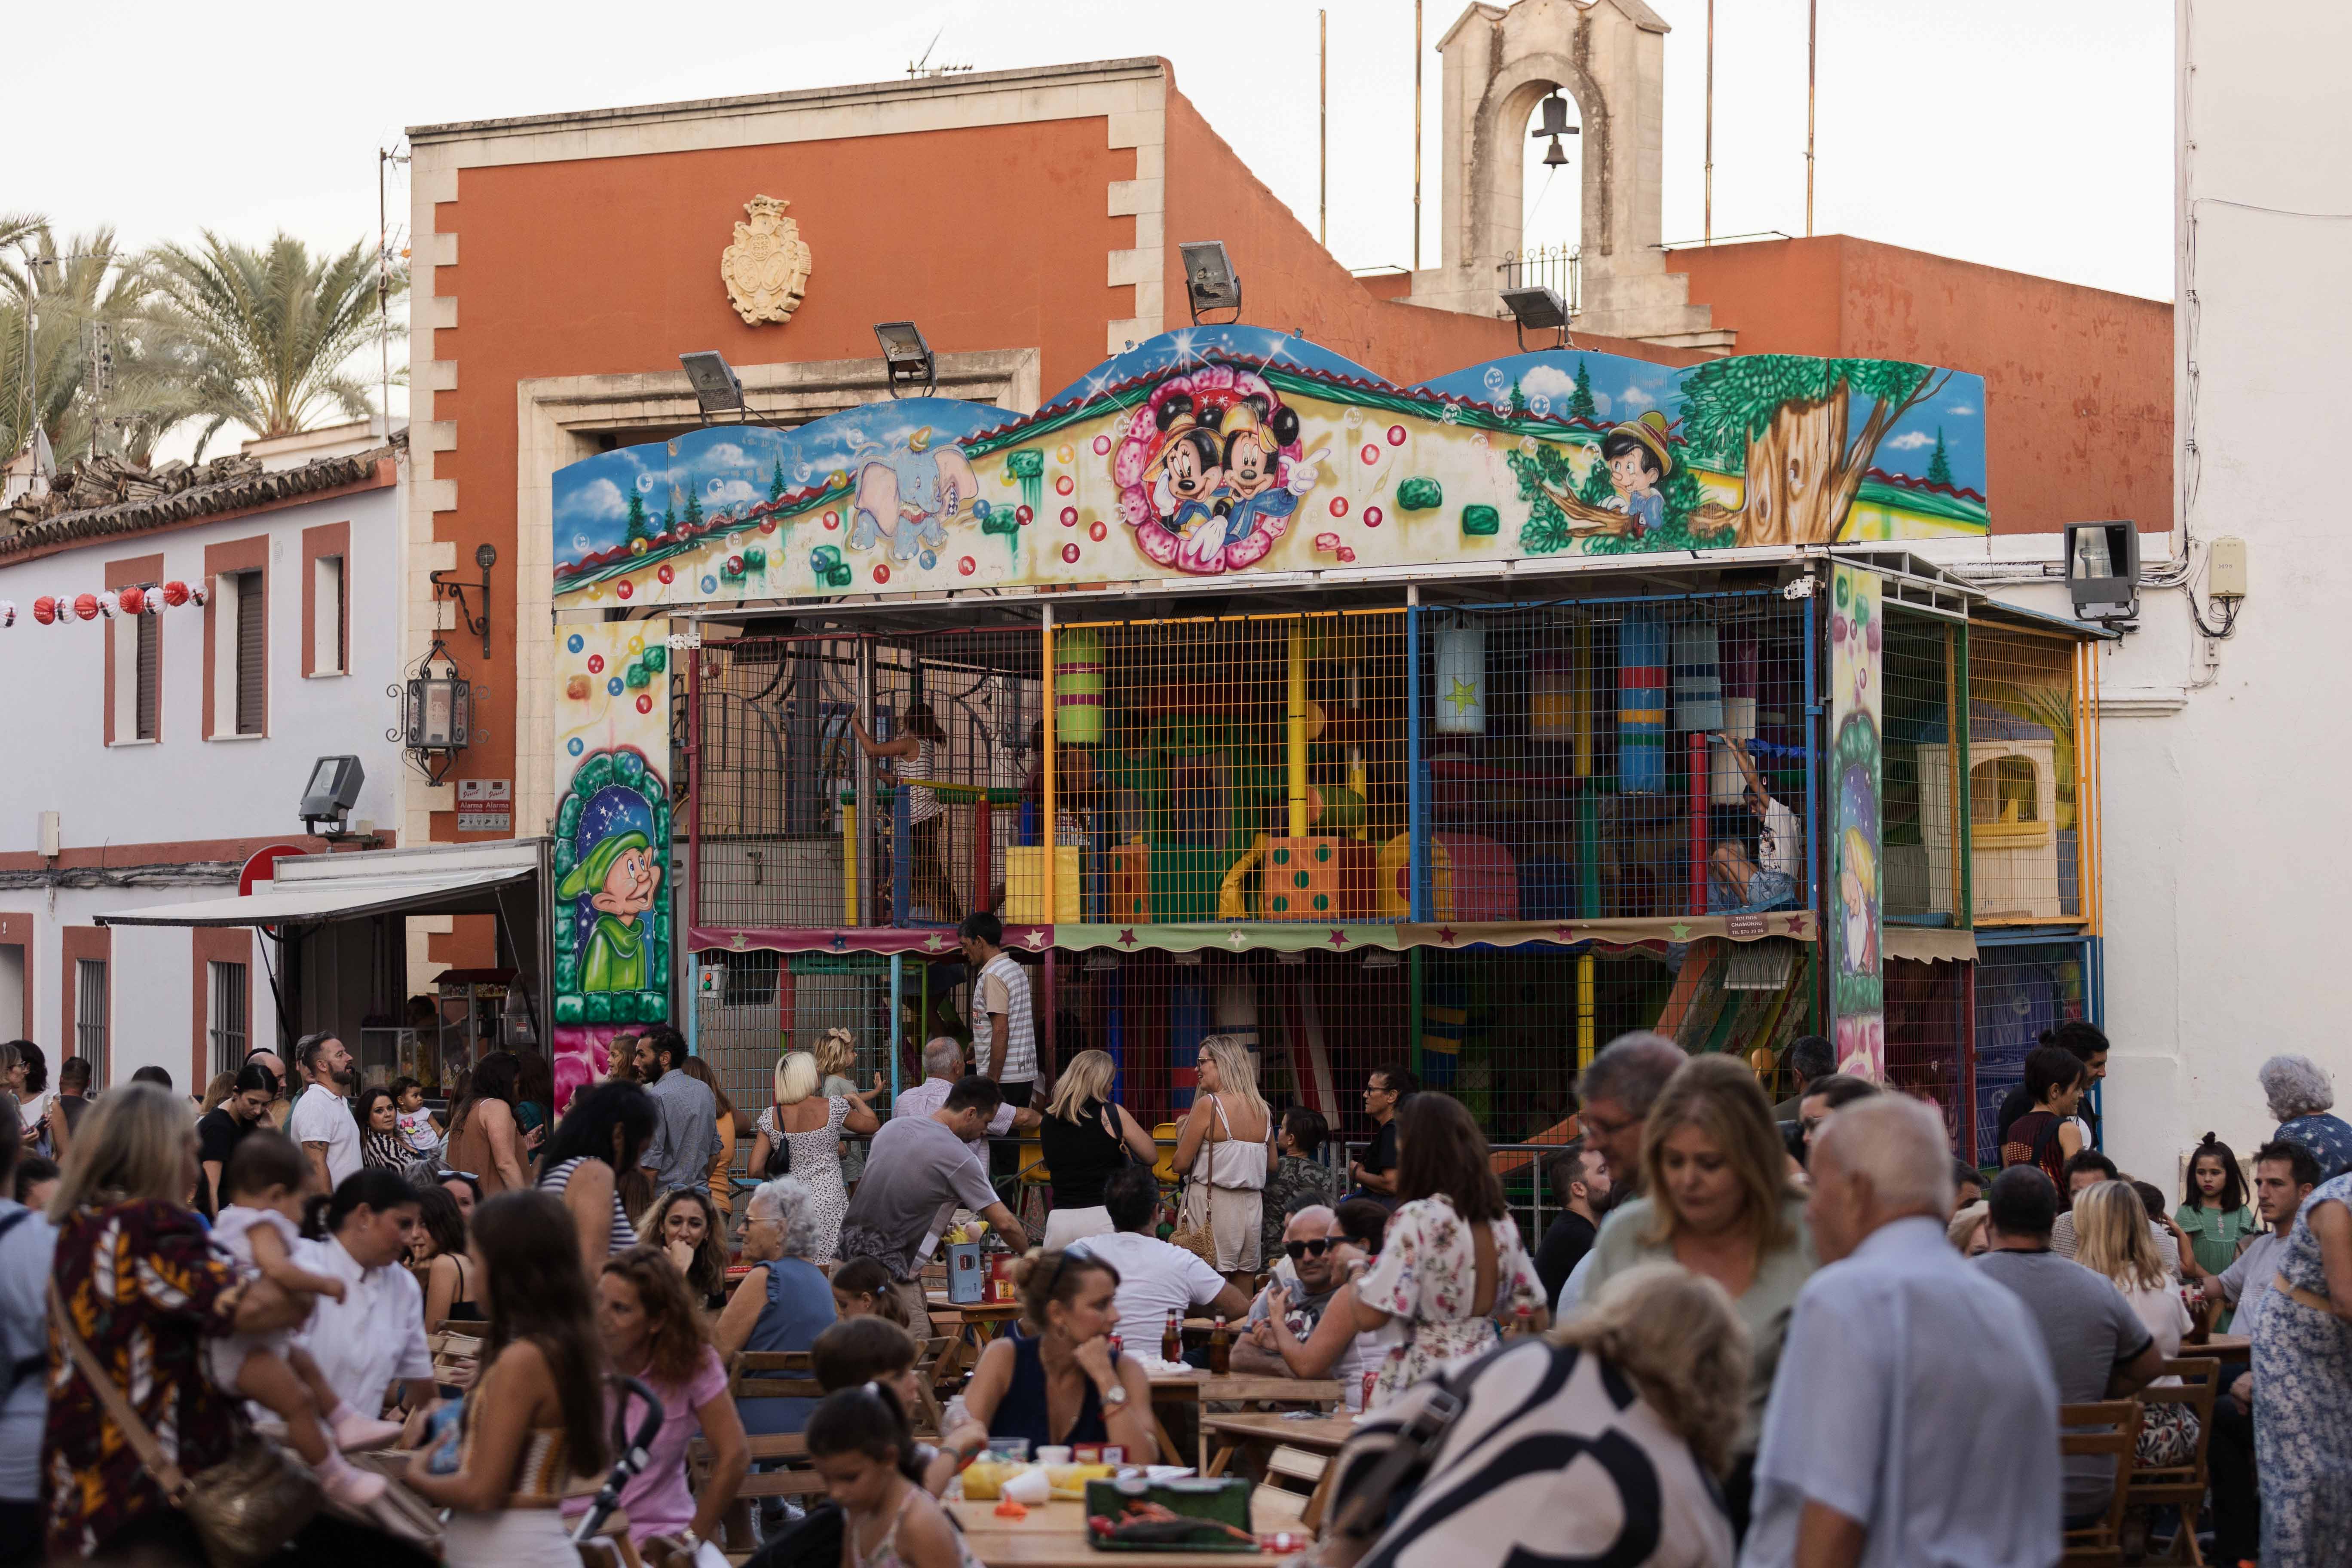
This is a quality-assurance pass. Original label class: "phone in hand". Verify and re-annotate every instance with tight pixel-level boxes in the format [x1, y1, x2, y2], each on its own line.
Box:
[423, 1400, 465, 1475]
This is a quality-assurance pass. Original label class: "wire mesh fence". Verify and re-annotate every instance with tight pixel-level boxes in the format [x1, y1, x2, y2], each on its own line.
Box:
[1965, 626, 2084, 924]
[1881, 610, 1966, 927]
[1970, 938, 2092, 1158]
[1884, 956, 1971, 1159]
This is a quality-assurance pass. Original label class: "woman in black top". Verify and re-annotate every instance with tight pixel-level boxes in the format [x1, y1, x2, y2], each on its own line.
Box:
[1039, 1050, 1158, 1250]
[194, 1063, 277, 1217]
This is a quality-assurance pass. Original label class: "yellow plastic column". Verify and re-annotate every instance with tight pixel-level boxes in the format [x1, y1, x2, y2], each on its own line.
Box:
[1287, 619, 1308, 838]
[1041, 608, 1057, 922]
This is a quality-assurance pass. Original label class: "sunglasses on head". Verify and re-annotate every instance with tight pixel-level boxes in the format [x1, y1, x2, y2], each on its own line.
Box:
[1283, 1238, 1332, 1261]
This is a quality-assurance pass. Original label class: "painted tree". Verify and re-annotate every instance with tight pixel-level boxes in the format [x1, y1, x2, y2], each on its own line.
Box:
[624, 491, 652, 544]
[769, 458, 787, 502]
[1522, 355, 1948, 548]
[1925, 427, 1954, 488]
[681, 490, 704, 531]
[662, 503, 676, 534]
[1567, 358, 1599, 423]
[1577, 447, 1617, 508]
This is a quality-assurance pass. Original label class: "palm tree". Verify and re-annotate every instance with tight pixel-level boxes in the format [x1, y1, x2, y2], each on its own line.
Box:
[1, 220, 187, 468]
[141, 231, 405, 459]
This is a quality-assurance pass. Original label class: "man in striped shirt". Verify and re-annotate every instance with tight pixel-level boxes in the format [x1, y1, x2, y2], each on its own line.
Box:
[957, 911, 1036, 1109]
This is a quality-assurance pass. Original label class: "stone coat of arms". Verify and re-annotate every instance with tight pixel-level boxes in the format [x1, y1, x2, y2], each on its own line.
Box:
[720, 195, 813, 326]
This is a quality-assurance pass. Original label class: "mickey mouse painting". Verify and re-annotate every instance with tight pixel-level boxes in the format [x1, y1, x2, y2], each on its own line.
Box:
[1121, 377, 1320, 575]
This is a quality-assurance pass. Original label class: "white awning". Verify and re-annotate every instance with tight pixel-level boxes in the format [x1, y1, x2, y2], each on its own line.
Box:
[99, 840, 543, 928]
[1884, 925, 1980, 965]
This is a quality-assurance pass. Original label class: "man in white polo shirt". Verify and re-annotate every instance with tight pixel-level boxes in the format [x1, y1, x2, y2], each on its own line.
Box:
[297, 1169, 432, 1423]
[286, 1032, 362, 1192]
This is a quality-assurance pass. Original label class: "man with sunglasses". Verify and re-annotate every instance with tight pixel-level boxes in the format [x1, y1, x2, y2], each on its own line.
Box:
[1234, 1207, 1379, 1396]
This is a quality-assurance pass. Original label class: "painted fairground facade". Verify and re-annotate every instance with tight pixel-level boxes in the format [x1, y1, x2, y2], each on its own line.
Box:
[553, 329, 1988, 609]
[551, 325, 2100, 1177]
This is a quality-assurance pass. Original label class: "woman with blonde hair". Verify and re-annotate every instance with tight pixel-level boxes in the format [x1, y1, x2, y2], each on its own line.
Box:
[1320, 1262, 1745, 1568]
[1170, 1037, 1274, 1278]
[1582, 1053, 1816, 1540]
[2073, 1179, 2198, 1466]
[1947, 1200, 1993, 1257]
[1039, 1050, 1159, 1249]
[747, 1049, 878, 1261]
[809, 1026, 877, 1185]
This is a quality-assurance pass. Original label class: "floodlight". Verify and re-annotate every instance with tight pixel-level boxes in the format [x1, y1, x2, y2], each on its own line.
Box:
[1501, 285, 1571, 352]
[300, 755, 365, 833]
[873, 322, 936, 398]
[2065, 521, 2141, 625]
[1179, 241, 1242, 324]
[680, 351, 745, 416]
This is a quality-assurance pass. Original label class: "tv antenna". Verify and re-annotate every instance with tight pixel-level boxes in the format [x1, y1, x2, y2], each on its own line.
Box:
[906, 28, 972, 78]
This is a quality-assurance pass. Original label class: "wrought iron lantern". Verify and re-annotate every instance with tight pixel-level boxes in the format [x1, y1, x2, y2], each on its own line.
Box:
[389, 632, 476, 784]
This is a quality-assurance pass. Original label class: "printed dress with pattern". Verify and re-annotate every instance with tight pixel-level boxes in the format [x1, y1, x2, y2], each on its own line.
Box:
[1356, 1193, 1545, 1410]
[757, 1097, 854, 1259]
[2253, 1172, 2352, 1568]
[45, 1199, 251, 1557]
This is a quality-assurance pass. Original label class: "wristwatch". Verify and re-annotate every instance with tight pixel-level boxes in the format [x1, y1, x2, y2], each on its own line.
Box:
[1099, 1378, 1130, 1409]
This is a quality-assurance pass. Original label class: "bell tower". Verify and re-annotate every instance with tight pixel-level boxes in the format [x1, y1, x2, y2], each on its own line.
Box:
[1408, 0, 1734, 351]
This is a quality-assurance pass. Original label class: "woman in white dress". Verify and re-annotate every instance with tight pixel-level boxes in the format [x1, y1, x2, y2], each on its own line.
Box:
[748, 1049, 880, 1261]
[1171, 1037, 1273, 1281]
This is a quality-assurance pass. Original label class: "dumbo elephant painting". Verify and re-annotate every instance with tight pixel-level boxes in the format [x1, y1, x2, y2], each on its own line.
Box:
[847, 426, 980, 561]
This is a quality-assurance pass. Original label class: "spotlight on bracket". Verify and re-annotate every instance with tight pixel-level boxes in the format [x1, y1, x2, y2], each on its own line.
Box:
[1501, 285, 1571, 352]
[873, 322, 936, 398]
[680, 351, 745, 418]
[1179, 241, 1242, 325]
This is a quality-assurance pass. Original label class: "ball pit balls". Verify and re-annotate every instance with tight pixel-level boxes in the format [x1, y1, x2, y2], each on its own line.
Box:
[1364, 506, 1384, 528]
[1387, 425, 1407, 446]
[873, 564, 890, 585]
[959, 556, 977, 576]
[636, 695, 654, 714]
[1093, 435, 1112, 455]
[567, 633, 585, 654]
[567, 737, 584, 756]
[1088, 521, 1108, 542]
[616, 580, 633, 599]
[1060, 507, 1078, 527]
[607, 677, 625, 696]
[1360, 444, 1380, 465]
[1328, 497, 1349, 518]
[567, 675, 590, 701]
[1054, 475, 1074, 496]
[1015, 505, 1034, 526]
[658, 564, 674, 584]
[1060, 542, 1081, 564]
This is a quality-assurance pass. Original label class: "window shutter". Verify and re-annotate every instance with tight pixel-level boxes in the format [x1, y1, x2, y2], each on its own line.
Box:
[135, 611, 160, 740]
[236, 570, 265, 734]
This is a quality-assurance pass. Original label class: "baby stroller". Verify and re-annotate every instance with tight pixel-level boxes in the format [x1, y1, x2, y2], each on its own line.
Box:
[573, 1375, 666, 1568]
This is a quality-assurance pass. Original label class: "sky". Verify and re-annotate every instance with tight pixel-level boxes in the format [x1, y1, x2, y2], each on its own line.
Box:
[12, 0, 2171, 450]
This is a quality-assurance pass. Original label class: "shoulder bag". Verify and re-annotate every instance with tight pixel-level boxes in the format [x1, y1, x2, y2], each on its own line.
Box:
[763, 1106, 793, 1179]
[47, 1278, 322, 1568]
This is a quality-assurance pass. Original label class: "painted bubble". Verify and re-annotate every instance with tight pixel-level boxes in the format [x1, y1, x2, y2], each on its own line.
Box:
[1054, 475, 1074, 496]
[1093, 435, 1112, 455]
[635, 472, 655, 492]
[1387, 426, 1407, 446]
[567, 737, 584, 756]
[658, 564, 674, 584]
[1360, 444, 1379, 465]
[1015, 505, 1034, 526]
[1060, 542, 1081, 564]
[873, 564, 890, 584]
[1483, 367, 1508, 395]
[1061, 507, 1078, 526]
[1057, 444, 1075, 464]
[824, 511, 839, 530]
[1364, 506, 1384, 528]
[919, 550, 938, 571]
[626, 636, 643, 654]
[587, 655, 605, 674]
[1089, 521, 1107, 542]
[701, 576, 717, 594]
[607, 677, 625, 696]
[959, 556, 976, 576]
[567, 634, 585, 654]
[635, 695, 653, 714]
[1328, 497, 1349, 518]
[573, 534, 590, 551]
[1528, 394, 1552, 417]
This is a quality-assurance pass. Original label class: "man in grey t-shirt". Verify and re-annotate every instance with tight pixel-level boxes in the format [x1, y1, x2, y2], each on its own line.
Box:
[841, 1075, 1029, 1324]
[1973, 1167, 2162, 1525]
[635, 1027, 721, 1197]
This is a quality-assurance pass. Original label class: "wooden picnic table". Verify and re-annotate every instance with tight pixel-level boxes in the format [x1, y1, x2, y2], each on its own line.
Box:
[927, 1295, 1026, 1384]
[1202, 1409, 1359, 1478]
[1144, 1374, 1345, 1470]
[945, 1499, 1286, 1567]
[2200, 1333, 2250, 1357]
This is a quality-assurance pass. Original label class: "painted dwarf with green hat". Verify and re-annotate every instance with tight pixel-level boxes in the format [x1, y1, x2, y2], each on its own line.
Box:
[560, 829, 663, 993]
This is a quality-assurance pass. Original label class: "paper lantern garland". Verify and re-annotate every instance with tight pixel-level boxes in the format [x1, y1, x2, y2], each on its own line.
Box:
[8, 581, 202, 628]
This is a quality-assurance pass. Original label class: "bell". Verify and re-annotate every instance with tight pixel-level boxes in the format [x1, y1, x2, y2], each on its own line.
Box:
[1543, 135, 1569, 168]
[1532, 92, 1578, 141]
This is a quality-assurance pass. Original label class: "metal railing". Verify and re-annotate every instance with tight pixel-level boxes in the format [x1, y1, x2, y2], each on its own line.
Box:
[1498, 245, 1581, 315]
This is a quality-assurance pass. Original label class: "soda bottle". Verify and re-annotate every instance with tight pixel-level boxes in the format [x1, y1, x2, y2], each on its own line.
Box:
[1208, 1315, 1231, 1375]
[1162, 1310, 1182, 1364]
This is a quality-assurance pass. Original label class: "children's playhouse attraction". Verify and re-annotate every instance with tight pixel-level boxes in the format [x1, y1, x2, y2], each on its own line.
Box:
[545, 326, 2108, 1164]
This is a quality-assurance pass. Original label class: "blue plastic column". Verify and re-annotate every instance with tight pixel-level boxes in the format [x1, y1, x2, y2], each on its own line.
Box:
[891, 787, 912, 929]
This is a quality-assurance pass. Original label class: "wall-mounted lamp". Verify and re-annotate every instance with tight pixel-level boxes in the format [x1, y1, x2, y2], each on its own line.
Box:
[1179, 241, 1242, 325]
[431, 542, 496, 660]
[873, 322, 936, 398]
[389, 634, 476, 786]
[2064, 521, 2140, 627]
[299, 754, 368, 839]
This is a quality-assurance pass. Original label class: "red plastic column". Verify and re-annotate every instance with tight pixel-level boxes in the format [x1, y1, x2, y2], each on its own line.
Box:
[973, 798, 992, 918]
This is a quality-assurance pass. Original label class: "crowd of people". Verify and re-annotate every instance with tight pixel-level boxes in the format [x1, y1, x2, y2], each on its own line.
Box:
[0, 960, 2349, 1568]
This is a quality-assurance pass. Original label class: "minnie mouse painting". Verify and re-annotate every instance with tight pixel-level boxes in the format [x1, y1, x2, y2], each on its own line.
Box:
[1114, 369, 1323, 574]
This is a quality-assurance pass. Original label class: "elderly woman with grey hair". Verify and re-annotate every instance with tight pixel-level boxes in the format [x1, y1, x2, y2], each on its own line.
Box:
[712, 1176, 839, 1435]
[2263, 1054, 2352, 1182]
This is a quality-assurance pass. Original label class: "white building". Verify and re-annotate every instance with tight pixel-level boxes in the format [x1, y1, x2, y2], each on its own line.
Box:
[1914, 0, 2349, 1188]
[0, 441, 406, 1092]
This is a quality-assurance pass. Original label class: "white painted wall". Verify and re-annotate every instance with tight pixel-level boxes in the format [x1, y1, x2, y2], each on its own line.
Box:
[0, 480, 403, 1085]
[1912, 0, 2352, 1188]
